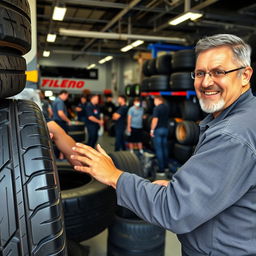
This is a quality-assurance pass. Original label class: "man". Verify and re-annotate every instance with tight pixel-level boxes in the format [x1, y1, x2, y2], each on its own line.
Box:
[52, 90, 71, 132]
[127, 97, 144, 154]
[86, 94, 103, 148]
[150, 96, 169, 174]
[71, 34, 255, 255]
[75, 95, 87, 123]
[112, 95, 128, 151]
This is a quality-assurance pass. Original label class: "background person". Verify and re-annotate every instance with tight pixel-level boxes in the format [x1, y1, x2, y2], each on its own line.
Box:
[52, 90, 71, 132]
[71, 34, 256, 256]
[86, 94, 103, 148]
[127, 97, 144, 154]
[75, 95, 87, 123]
[150, 96, 170, 175]
[112, 95, 128, 151]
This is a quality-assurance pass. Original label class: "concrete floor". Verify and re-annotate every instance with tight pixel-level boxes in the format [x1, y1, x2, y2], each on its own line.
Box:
[80, 133, 182, 256]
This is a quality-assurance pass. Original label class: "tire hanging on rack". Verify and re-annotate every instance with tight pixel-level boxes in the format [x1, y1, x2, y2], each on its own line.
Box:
[156, 54, 172, 75]
[172, 49, 195, 71]
[170, 72, 194, 90]
[148, 75, 170, 91]
[175, 121, 199, 145]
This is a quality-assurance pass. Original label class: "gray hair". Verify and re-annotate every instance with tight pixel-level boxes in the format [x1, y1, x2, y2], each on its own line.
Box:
[195, 34, 251, 67]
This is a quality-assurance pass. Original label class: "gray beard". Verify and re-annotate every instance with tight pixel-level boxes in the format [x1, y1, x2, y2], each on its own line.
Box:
[199, 98, 225, 114]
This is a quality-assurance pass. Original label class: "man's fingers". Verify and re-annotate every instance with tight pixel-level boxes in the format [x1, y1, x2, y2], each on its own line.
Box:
[71, 154, 93, 166]
[75, 143, 101, 157]
[72, 145, 100, 161]
[74, 165, 91, 173]
[96, 144, 109, 157]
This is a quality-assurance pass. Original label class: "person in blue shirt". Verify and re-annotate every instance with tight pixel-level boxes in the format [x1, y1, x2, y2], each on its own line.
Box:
[86, 94, 103, 148]
[52, 90, 71, 132]
[112, 95, 128, 151]
[127, 97, 144, 154]
[71, 34, 256, 256]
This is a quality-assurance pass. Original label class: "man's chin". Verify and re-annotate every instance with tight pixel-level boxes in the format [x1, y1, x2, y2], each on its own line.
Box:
[199, 98, 225, 114]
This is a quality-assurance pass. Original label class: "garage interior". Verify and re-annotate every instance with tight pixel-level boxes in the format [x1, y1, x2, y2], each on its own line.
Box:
[1, 0, 256, 255]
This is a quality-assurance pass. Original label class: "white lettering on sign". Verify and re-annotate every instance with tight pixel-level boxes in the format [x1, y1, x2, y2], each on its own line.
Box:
[40, 77, 86, 90]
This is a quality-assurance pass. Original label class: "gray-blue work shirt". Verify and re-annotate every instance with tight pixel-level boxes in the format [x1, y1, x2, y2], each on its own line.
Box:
[116, 89, 256, 255]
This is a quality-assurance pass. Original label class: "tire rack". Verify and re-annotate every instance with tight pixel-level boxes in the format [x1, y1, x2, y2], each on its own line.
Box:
[141, 90, 196, 99]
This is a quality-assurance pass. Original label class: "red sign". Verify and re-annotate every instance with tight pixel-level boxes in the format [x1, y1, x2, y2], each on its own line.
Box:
[41, 78, 85, 89]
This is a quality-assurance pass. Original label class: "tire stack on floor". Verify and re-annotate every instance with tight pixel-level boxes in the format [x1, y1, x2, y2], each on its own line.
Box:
[0, 1, 67, 254]
[108, 151, 166, 256]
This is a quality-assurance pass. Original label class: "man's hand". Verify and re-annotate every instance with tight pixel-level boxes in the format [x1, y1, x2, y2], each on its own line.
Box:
[71, 143, 123, 189]
[152, 180, 169, 187]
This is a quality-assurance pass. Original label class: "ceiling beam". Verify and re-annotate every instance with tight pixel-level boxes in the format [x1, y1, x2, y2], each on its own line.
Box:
[73, 0, 143, 60]
[37, 0, 165, 13]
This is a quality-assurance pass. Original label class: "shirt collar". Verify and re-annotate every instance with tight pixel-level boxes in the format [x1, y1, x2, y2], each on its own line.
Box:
[199, 89, 253, 129]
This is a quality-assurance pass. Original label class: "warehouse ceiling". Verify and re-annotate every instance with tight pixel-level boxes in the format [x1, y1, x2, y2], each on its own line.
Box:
[37, 0, 256, 60]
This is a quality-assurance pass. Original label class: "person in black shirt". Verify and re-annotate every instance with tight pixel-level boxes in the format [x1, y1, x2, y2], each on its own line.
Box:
[86, 94, 103, 148]
[75, 95, 87, 124]
[112, 95, 128, 151]
[150, 96, 170, 173]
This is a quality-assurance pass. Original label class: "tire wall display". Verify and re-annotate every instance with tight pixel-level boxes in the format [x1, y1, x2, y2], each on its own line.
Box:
[58, 167, 116, 242]
[0, 99, 66, 255]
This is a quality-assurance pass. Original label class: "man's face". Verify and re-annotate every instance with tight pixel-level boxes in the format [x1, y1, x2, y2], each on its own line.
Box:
[194, 46, 250, 117]
[63, 93, 69, 101]
[117, 97, 123, 105]
[91, 95, 99, 105]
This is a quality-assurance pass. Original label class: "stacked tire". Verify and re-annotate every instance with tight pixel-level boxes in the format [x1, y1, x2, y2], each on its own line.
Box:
[125, 83, 141, 97]
[108, 151, 166, 256]
[0, 1, 67, 254]
[141, 54, 172, 92]
[174, 120, 200, 164]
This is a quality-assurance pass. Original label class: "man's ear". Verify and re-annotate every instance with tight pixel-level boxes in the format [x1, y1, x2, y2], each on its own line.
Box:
[242, 66, 253, 87]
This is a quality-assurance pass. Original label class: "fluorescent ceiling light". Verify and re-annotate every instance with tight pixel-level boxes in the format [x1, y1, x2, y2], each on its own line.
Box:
[98, 56, 113, 64]
[104, 56, 113, 61]
[121, 45, 133, 52]
[45, 90, 53, 97]
[43, 51, 50, 57]
[52, 5, 67, 21]
[121, 40, 144, 52]
[131, 40, 144, 47]
[87, 64, 96, 69]
[47, 33, 57, 42]
[169, 11, 203, 26]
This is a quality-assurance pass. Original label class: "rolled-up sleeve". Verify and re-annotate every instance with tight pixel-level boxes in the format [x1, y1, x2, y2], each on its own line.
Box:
[116, 131, 256, 234]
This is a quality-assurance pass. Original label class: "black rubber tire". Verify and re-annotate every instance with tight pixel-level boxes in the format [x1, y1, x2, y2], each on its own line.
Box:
[141, 77, 151, 92]
[175, 121, 199, 145]
[142, 60, 151, 77]
[109, 151, 143, 219]
[170, 72, 194, 90]
[109, 151, 143, 177]
[0, 2, 31, 54]
[165, 99, 182, 117]
[0, 99, 66, 255]
[172, 49, 195, 71]
[68, 131, 85, 142]
[180, 100, 201, 121]
[59, 168, 116, 242]
[156, 54, 172, 75]
[0, 51, 27, 98]
[174, 143, 194, 163]
[148, 75, 170, 91]
[107, 215, 165, 256]
[68, 122, 85, 132]
[147, 58, 158, 76]
[1, 0, 31, 19]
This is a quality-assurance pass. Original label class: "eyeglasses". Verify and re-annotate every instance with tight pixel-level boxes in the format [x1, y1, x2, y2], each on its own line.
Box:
[191, 66, 245, 80]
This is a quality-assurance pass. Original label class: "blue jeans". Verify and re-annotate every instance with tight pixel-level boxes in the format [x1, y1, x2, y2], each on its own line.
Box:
[115, 126, 126, 151]
[153, 127, 169, 172]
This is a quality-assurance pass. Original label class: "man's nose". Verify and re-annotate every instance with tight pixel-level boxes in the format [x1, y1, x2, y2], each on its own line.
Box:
[201, 73, 214, 88]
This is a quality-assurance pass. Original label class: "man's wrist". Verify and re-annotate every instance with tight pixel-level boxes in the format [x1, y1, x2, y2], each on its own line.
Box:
[110, 169, 124, 189]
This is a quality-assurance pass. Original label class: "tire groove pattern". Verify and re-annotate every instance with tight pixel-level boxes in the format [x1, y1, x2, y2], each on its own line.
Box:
[0, 99, 67, 255]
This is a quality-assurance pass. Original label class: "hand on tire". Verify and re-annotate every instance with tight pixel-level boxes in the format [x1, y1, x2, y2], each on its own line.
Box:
[71, 143, 123, 188]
